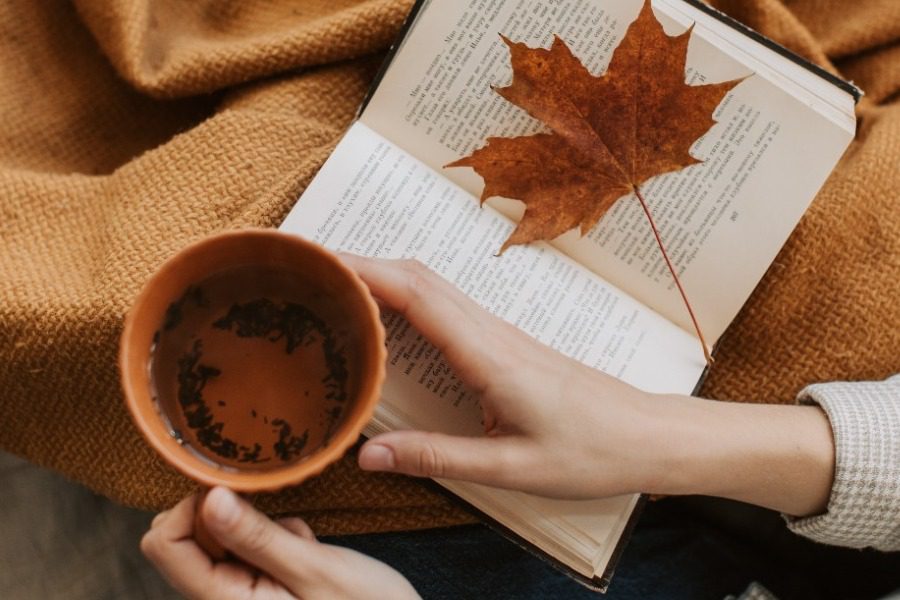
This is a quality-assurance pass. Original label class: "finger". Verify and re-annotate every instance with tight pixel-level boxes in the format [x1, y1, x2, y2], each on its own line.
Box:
[151, 509, 170, 529]
[142, 495, 217, 599]
[277, 517, 317, 541]
[339, 255, 506, 390]
[150, 495, 197, 541]
[340, 254, 489, 330]
[359, 431, 527, 489]
[202, 487, 323, 588]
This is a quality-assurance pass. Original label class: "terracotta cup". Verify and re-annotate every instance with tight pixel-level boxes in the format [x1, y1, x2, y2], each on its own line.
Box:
[120, 229, 385, 555]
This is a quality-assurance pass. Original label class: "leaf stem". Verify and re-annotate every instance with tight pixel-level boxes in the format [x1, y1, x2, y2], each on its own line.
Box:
[633, 185, 714, 366]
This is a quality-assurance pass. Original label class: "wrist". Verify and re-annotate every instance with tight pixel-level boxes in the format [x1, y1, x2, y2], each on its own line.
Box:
[635, 393, 713, 496]
[649, 396, 835, 516]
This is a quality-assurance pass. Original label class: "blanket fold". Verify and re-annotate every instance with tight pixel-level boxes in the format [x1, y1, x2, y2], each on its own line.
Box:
[1, 0, 897, 534]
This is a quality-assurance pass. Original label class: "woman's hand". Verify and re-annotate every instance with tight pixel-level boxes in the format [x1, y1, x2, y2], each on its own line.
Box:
[141, 487, 419, 600]
[345, 256, 835, 517]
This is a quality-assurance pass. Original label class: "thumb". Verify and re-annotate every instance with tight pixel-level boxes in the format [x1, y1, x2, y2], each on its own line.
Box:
[202, 487, 320, 586]
[359, 431, 524, 488]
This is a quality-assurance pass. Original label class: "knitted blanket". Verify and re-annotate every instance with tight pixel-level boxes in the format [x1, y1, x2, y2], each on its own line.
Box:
[1, 0, 897, 535]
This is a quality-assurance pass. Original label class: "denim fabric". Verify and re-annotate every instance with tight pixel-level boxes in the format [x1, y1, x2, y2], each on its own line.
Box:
[325, 497, 900, 600]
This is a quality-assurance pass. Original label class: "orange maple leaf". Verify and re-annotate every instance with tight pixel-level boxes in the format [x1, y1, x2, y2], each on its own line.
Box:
[447, 0, 745, 364]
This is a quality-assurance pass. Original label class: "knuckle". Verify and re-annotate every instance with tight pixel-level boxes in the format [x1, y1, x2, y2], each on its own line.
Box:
[302, 547, 338, 581]
[401, 258, 432, 282]
[241, 517, 275, 554]
[494, 443, 526, 476]
[150, 510, 168, 529]
[481, 333, 524, 378]
[488, 444, 512, 474]
[213, 577, 250, 600]
[404, 264, 433, 303]
[491, 336, 520, 369]
[279, 517, 315, 539]
[416, 439, 445, 478]
[139, 531, 158, 559]
[493, 444, 538, 490]
[400, 258, 429, 276]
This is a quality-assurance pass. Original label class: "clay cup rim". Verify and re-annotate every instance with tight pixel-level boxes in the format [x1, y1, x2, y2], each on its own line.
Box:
[119, 229, 386, 492]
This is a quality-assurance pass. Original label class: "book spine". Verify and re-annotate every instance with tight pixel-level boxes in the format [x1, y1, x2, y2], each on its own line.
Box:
[357, 0, 431, 118]
[678, 0, 861, 102]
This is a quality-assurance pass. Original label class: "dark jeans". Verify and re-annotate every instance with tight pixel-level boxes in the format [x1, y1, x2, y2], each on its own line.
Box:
[325, 497, 900, 600]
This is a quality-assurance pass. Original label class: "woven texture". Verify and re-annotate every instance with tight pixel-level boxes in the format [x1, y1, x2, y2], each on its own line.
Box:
[0, 0, 898, 535]
[787, 376, 900, 551]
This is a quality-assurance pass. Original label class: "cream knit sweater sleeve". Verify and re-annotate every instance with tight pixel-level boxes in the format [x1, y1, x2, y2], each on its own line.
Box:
[785, 375, 900, 550]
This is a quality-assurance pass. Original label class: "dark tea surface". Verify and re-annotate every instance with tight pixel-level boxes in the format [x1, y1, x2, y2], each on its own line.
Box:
[149, 265, 361, 472]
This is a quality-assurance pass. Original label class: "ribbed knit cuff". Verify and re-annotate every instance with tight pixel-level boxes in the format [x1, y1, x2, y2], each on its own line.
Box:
[784, 375, 900, 551]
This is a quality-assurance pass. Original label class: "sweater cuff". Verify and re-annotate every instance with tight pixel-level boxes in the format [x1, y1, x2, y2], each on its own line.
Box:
[784, 375, 900, 550]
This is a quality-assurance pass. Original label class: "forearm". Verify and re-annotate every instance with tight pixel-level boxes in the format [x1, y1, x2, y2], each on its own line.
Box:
[647, 395, 835, 517]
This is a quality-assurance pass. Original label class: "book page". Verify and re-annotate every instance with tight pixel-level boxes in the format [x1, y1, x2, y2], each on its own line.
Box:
[368, 399, 640, 577]
[360, 0, 854, 339]
[281, 125, 706, 433]
[281, 121, 703, 577]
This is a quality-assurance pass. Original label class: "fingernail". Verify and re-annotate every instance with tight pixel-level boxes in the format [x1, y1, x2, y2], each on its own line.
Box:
[359, 444, 395, 471]
[206, 487, 240, 528]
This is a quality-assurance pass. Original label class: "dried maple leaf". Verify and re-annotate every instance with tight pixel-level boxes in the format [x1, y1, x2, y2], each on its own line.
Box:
[446, 0, 745, 364]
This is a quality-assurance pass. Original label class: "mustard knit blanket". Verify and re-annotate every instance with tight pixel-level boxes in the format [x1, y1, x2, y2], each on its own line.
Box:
[1, 0, 897, 534]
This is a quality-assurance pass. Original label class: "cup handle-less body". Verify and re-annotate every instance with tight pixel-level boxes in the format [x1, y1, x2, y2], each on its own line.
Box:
[194, 487, 229, 560]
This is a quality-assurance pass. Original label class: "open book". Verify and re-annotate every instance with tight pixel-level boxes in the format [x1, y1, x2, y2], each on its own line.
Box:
[280, 0, 858, 590]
